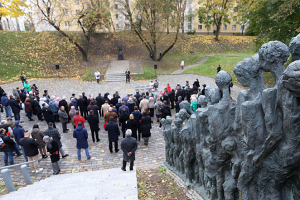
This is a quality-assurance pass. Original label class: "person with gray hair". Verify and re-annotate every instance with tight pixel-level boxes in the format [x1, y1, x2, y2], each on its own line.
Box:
[121, 129, 137, 171]
[43, 135, 61, 175]
[49, 96, 59, 122]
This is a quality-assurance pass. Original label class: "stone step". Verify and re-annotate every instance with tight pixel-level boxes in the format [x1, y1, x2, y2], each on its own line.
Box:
[1, 168, 138, 200]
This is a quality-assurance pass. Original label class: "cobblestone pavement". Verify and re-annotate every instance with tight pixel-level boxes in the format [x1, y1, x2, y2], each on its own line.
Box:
[0, 74, 242, 183]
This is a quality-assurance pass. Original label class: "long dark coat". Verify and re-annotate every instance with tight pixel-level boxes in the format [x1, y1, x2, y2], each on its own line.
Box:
[47, 140, 60, 163]
[73, 126, 89, 149]
[132, 110, 142, 128]
[42, 107, 55, 122]
[119, 113, 129, 133]
[77, 98, 87, 111]
[86, 115, 99, 131]
[140, 115, 152, 138]
[9, 98, 21, 114]
[32, 100, 42, 114]
[58, 99, 69, 114]
[121, 136, 137, 162]
[105, 121, 120, 142]
[126, 119, 137, 139]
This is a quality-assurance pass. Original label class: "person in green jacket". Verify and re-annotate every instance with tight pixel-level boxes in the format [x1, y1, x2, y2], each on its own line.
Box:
[23, 81, 31, 92]
[190, 97, 198, 112]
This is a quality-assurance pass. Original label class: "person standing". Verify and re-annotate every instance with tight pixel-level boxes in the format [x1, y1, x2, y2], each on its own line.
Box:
[118, 101, 130, 115]
[105, 116, 120, 153]
[119, 109, 129, 138]
[59, 96, 69, 119]
[94, 70, 100, 84]
[0, 128, 15, 166]
[1, 93, 12, 118]
[148, 93, 155, 117]
[13, 121, 28, 161]
[69, 106, 76, 129]
[175, 96, 183, 113]
[190, 97, 198, 112]
[19, 131, 43, 173]
[43, 136, 61, 175]
[44, 122, 69, 158]
[86, 110, 100, 142]
[140, 111, 152, 145]
[160, 100, 171, 127]
[101, 100, 110, 117]
[121, 129, 137, 171]
[77, 94, 88, 119]
[73, 122, 91, 161]
[201, 84, 206, 95]
[125, 69, 130, 83]
[139, 95, 149, 114]
[181, 59, 184, 70]
[73, 111, 85, 128]
[58, 106, 69, 133]
[8, 95, 21, 120]
[87, 100, 99, 119]
[23, 81, 31, 93]
[33, 96, 43, 121]
[20, 73, 26, 84]
[126, 114, 137, 140]
[31, 124, 47, 158]
[49, 97, 59, 122]
[42, 103, 56, 128]
[132, 106, 142, 141]
[217, 65, 221, 73]
[104, 107, 118, 123]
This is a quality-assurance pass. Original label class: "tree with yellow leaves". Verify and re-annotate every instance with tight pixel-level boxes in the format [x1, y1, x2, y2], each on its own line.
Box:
[0, 0, 27, 30]
[198, 0, 233, 41]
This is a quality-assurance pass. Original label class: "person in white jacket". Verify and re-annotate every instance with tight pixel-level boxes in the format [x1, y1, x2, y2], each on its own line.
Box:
[181, 59, 184, 69]
[94, 70, 100, 84]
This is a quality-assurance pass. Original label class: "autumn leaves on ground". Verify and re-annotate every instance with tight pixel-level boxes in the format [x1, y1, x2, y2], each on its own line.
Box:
[0, 31, 256, 84]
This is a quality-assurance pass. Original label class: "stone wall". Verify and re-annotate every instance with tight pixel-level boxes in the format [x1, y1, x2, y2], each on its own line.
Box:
[161, 33, 300, 200]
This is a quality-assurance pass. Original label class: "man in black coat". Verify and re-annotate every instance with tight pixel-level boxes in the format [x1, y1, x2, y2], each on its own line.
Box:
[175, 96, 183, 113]
[33, 96, 43, 121]
[121, 129, 137, 171]
[86, 110, 100, 142]
[87, 100, 99, 119]
[169, 89, 175, 109]
[9, 95, 21, 120]
[96, 93, 103, 117]
[19, 131, 43, 173]
[59, 96, 69, 119]
[105, 116, 120, 153]
[110, 93, 119, 106]
[160, 101, 171, 128]
[125, 69, 130, 83]
[134, 91, 141, 108]
[19, 89, 26, 103]
[77, 94, 88, 119]
[42, 103, 56, 128]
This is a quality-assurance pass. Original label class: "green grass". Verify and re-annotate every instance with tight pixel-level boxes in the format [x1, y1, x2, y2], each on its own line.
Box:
[184, 54, 254, 86]
[133, 66, 157, 81]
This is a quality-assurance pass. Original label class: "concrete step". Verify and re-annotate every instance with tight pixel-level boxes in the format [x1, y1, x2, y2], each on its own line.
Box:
[1, 168, 138, 200]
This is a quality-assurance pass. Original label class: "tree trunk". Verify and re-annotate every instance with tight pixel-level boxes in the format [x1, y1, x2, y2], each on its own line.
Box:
[167, 18, 169, 34]
[157, 28, 179, 61]
[181, 14, 184, 34]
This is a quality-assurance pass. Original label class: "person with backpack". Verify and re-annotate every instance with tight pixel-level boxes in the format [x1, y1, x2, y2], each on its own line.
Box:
[0, 128, 15, 166]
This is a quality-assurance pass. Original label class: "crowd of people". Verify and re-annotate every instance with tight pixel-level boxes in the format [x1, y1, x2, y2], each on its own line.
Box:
[0, 74, 208, 174]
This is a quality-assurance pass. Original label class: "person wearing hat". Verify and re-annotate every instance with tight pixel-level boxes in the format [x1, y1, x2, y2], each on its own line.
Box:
[19, 131, 43, 173]
[43, 135, 61, 175]
[1, 92, 12, 118]
[13, 120, 28, 162]
[201, 84, 206, 96]
[105, 116, 120, 153]
[44, 122, 69, 158]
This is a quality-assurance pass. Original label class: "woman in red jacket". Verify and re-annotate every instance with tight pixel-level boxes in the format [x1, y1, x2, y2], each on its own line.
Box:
[24, 98, 34, 121]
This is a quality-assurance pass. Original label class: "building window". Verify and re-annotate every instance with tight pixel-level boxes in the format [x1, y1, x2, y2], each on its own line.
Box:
[115, 4, 118, 9]
[75, 0, 79, 4]
[233, 16, 237, 21]
[115, 14, 118, 19]
[241, 25, 244, 30]
[223, 25, 227, 30]
[208, 16, 211, 21]
[234, 7, 238, 12]
[116, 24, 120, 29]
[198, 25, 202, 30]
[189, 8, 192, 12]
[65, 22, 71, 27]
[125, 24, 130, 29]
[207, 26, 211, 30]
[172, 26, 175, 30]
[188, 17, 192, 23]
[163, 25, 166, 30]
[62, 0, 66, 3]
[188, 24, 192, 30]
[232, 25, 236, 30]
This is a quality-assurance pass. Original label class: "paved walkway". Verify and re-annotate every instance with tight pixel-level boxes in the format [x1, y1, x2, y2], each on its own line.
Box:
[0, 75, 242, 184]
[171, 55, 212, 75]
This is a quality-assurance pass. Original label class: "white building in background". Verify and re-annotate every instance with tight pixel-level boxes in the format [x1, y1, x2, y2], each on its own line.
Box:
[0, 16, 26, 31]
